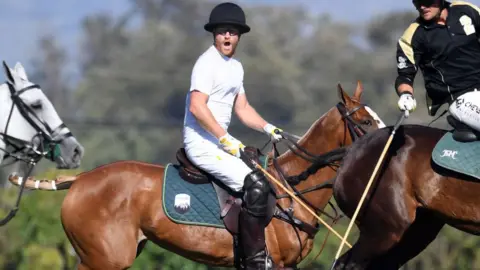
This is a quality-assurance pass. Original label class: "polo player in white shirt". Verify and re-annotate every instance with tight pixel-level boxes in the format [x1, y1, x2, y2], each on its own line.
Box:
[182, 2, 281, 269]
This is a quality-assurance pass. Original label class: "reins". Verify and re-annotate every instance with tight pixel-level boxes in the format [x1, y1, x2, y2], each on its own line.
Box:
[261, 101, 370, 264]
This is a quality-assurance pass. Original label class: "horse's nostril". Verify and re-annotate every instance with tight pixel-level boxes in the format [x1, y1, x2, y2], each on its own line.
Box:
[73, 147, 81, 161]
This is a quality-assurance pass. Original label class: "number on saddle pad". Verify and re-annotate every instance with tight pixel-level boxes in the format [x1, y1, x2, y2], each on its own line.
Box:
[432, 131, 480, 180]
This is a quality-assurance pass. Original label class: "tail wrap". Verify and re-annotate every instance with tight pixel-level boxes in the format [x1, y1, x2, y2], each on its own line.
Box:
[7, 174, 76, 191]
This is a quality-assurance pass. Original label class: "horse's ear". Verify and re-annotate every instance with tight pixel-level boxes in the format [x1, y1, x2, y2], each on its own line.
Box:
[2, 61, 15, 86]
[353, 80, 363, 101]
[14, 62, 28, 81]
[337, 83, 351, 104]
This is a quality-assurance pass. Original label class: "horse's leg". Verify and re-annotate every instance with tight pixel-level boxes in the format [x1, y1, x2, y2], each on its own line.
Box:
[77, 263, 92, 270]
[334, 227, 405, 270]
[76, 262, 133, 270]
[136, 239, 148, 258]
[61, 195, 139, 269]
[66, 225, 138, 270]
[369, 210, 445, 269]
[65, 223, 138, 270]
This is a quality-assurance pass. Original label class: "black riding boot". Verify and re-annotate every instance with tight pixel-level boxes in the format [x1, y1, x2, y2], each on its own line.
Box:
[239, 208, 273, 269]
[239, 170, 275, 270]
[447, 115, 480, 142]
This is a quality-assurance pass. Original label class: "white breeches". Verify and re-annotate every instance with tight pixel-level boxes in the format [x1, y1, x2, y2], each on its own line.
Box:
[449, 90, 480, 131]
[184, 143, 252, 192]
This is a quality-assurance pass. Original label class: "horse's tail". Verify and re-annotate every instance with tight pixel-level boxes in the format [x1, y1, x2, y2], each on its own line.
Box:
[7, 173, 77, 191]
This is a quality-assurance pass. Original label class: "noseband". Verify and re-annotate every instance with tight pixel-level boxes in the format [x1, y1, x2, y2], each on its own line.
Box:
[0, 82, 73, 164]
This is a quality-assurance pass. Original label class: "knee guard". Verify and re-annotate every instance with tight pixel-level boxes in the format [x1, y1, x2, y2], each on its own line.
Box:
[242, 170, 275, 217]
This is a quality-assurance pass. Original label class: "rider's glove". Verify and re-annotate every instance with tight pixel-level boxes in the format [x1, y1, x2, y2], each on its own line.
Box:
[263, 123, 283, 143]
[219, 133, 245, 158]
[397, 92, 416, 112]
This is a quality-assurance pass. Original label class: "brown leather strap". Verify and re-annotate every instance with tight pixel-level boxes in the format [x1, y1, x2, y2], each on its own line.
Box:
[274, 208, 319, 239]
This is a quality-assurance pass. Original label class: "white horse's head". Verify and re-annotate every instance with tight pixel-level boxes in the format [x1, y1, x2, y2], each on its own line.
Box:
[0, 61, 84, 169]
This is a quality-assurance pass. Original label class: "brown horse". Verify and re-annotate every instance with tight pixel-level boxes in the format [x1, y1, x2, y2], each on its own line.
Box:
[331, 119, 480, 270]
[9, 82, 383, 269]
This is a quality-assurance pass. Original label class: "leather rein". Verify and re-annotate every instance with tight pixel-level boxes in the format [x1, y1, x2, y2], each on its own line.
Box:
[264, 101, 368, 260]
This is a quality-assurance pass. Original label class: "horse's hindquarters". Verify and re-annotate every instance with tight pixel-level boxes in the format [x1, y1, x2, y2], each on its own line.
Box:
[60, 161, 163, 269]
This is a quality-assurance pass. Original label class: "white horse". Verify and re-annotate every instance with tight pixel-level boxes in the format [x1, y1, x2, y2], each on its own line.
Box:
[0, 60, 84, 170]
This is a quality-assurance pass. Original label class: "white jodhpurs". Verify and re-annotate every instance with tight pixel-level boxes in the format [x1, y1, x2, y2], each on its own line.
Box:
[449, 90, 480, 131]
[184, 142, 252, 192]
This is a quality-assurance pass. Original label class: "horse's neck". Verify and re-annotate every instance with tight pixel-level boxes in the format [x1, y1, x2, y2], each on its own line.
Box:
[0, 142, 4, 165]
[0, 84, 12, 166]
[276, 107, 342, 171]
[272, 107, 343, 228]
[0, 84, 10, 134]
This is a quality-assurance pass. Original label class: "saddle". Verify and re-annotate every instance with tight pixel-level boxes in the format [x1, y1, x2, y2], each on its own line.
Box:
[175, 146, 262, 184]
[447, 115, 480, 142]
[175, 148, 210, 184]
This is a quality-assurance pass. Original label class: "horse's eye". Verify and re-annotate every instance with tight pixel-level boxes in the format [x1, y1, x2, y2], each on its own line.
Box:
[363, 120, 372, 126]
[31, 102, 43, 110]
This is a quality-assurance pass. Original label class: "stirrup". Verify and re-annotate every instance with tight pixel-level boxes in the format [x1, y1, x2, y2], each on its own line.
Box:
[265, 255, 273, 270]
[244, 249, 273, 270]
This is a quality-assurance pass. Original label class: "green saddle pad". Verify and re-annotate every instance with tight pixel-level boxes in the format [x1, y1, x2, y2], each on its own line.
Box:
[162, 155, 269, 228]
[432, 131, 480, 180]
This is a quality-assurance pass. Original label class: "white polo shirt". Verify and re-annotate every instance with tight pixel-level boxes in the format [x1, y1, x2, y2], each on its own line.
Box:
[183, 45, 245, 149]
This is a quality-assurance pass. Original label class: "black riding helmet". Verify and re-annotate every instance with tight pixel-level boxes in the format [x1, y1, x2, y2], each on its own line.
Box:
[204, 2, 250, 34]
[412, 0, 447, 9]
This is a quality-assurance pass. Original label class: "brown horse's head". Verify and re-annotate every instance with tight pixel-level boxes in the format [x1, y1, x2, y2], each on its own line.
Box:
[336, 81, 386, 145]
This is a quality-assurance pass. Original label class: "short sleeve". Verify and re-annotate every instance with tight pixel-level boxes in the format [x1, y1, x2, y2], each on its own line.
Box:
[238, 84, 245, 95]
[237, 62, 245, 95]
[190, 57, 213, 95]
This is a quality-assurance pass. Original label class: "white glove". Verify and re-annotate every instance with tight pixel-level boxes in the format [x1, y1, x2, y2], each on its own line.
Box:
[397, 93, 416, 112]
[218, 133, 245, 158]
[263, 123, 283, 143]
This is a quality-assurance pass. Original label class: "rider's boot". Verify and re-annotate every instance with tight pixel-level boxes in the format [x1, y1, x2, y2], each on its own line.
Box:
[239, 170, 276, 270]
[447, 115, 480, 142]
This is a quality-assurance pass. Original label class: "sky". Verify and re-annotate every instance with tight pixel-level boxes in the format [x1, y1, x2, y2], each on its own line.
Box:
[0, 0, 460, 79]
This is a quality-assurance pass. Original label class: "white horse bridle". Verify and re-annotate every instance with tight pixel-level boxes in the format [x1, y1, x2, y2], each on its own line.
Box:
[0, 82, 72, 165]
[0, 81, 73, 226]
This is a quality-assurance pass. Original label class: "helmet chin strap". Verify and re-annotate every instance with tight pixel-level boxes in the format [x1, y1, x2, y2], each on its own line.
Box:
[437, 1, 449, 20]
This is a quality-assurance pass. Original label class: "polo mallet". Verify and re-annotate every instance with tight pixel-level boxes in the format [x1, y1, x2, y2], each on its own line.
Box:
[330, 110, 409, 269]
[243, 151, 353, 248]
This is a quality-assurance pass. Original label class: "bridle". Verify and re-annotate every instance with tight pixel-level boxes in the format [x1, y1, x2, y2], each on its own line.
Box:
[265, 101, 370, 262]
[337, 101, 367, 142]
[0, 81, 73, 226]
[0, 82, 73, 164]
